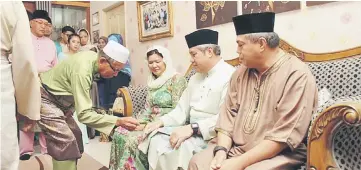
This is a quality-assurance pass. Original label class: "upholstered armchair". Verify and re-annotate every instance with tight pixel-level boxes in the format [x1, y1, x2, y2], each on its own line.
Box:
[111, 39, 361, 170]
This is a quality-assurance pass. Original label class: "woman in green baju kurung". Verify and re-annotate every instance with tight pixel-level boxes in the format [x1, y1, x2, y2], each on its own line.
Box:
[109, 45, 187, 170]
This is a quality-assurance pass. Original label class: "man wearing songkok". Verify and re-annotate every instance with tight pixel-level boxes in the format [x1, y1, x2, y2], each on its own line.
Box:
[29, 10, 58, 73]
[1, 2, 41, 170]
[142, 29, 235, 170]
[188, 12, 318, 170]
[27, 41, 139, 170]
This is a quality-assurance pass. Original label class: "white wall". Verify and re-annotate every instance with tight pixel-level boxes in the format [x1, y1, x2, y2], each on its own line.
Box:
[90, 1, 122, 37]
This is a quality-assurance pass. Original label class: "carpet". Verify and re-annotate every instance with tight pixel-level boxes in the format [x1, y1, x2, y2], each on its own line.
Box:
[18, 153, 108, 170]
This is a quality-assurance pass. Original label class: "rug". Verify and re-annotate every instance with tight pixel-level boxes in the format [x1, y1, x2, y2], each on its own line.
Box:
[18, 153, 108, 170]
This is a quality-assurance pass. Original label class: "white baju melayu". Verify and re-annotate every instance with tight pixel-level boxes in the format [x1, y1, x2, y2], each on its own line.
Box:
[140, 59, 235, 170]
[1, 2, 41, 170]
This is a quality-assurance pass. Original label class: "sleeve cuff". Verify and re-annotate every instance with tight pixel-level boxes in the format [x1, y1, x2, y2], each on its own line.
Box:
[264, 136, 298, 151]
[196, 120, 216, 141]
[215, 128, 232, 138]
[160, 115, 176, 127]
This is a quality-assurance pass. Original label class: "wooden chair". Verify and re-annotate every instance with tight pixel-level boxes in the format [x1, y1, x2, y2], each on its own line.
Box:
[112, 39, 361, 170]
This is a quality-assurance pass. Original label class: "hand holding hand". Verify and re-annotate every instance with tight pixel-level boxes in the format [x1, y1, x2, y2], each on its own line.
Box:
[116, 117, 139, 131]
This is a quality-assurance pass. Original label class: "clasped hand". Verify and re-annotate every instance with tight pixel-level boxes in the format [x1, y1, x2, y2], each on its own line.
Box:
[169, 125, 193, 149]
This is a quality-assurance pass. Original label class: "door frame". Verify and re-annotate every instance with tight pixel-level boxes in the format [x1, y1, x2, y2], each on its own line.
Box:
[103, 2, 126, 46]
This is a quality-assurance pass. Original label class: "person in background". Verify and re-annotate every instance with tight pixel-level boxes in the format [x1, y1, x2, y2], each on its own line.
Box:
[19, 10, 58, 160]
[55, 26, 76, 56]
[103, 34, 132, 109]
[98, 36, 108, 51]
[57, 34, 80, 61]
[1, 2, 41, 169]
[109, 45, 187, 170]
[78, 28, 95, 51]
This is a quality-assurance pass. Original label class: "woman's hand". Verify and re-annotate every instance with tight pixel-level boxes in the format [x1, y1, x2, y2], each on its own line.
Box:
[143, 120, 163, 135]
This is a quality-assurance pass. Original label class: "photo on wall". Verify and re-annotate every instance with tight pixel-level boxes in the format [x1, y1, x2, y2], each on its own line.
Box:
[93, 30, 99, 44]
[137, 1, 174, 42]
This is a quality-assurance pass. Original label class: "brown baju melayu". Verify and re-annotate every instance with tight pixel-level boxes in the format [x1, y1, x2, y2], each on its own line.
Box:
[189, 50, 318, 170]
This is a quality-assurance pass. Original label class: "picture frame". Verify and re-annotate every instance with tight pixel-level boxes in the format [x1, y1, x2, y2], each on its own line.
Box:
[195, 1, 237, 29]
[137, 1, 174, 42]
[242, 1, 301, 14]
[92, 12, 99, 26]
[306, 1, 334, 7]
[93, 30, 99, 44]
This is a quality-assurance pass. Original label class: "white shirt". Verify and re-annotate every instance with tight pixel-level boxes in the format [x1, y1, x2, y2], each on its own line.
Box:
[160, 59, 235, 140]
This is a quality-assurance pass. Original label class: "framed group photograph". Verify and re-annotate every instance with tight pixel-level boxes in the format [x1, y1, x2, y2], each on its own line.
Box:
[137, 1, 174, 42]
[92, 12, 99, 26]
[93, 30, 99, 44]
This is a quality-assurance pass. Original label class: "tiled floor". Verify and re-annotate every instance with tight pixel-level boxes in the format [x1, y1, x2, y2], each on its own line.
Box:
[31, 136, 112, 166]
[84, 137, 112, 166]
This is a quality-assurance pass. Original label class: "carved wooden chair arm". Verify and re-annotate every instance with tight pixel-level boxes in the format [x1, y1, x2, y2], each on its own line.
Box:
[307, 101, 361, 170]
[112, 87, 133, 117]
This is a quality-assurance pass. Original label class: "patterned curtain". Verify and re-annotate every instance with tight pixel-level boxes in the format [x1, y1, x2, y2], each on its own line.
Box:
[35, 1, 52, 17]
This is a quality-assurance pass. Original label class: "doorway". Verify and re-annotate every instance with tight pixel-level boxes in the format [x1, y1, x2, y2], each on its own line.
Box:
[104, 3, 126, 45]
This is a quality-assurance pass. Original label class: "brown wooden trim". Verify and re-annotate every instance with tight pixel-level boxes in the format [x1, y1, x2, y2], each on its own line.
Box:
[280, 39, 361, 62]
[117, 87, 133, 117]
[307, 102, 361, 170]
[184, 38, 361, 76]
[51, 1, 90, 8]
[86, 8, 90, 34]
[23, 1, 36, 13]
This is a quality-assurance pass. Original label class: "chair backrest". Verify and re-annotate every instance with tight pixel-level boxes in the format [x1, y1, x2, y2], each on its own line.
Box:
[279, 39, 361, 99]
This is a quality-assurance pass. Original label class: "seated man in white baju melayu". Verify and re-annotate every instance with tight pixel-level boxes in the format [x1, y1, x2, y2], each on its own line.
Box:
[141, 29, 235, 170]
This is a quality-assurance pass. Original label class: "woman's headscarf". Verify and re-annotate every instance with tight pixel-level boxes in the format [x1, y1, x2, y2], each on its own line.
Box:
[77, 28, 95, 51]
[97, 36, 108, 51]
[99, 36, 108, 44]
[146, 45, 177, 89]
[108, 34, 131, 77]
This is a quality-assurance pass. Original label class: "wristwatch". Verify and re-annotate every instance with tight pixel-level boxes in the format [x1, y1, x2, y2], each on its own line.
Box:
[191, 123, 199, 135]
[213, 146, 228, 156]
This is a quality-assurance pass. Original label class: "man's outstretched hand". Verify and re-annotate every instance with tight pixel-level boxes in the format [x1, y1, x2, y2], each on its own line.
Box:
[115, 117, 139, 131]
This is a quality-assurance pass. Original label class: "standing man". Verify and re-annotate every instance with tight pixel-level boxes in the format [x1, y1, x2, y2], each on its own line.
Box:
[188, 12, 318, 170]
[143, 29, 235, 170]
[30, 10, 58, 72]
[19, 10, 57, 160]
[1, 2, 41, 170]
[23, 41, 139, 170]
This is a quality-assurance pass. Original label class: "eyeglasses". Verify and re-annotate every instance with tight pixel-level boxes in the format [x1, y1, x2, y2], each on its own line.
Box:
[105, 59, 120, 73]
[33, 19, 51, 27]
